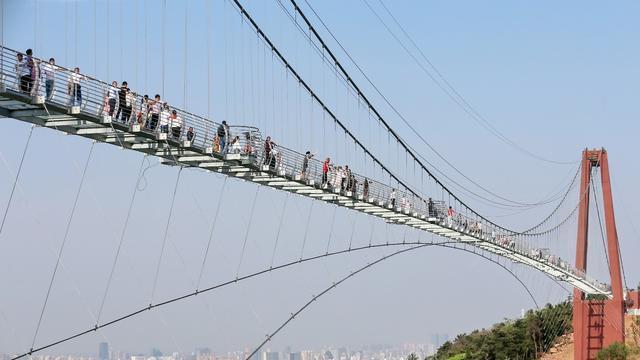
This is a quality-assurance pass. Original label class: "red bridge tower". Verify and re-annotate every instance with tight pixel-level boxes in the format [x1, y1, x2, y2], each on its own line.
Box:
[573, 148, 626, 359]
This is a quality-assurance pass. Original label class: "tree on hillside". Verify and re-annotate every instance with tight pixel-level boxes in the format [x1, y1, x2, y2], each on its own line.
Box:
[428, 301, 573, 360]
[595, 343, 636, 360]
[406, 353, 418, 360]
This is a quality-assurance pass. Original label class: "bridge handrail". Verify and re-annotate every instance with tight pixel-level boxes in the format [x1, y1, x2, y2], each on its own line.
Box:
[0, 45, 610, 295]
[0, 46, 262, 152]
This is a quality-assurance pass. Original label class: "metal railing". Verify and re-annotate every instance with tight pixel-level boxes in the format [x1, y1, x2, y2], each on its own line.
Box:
[0, 45, 610, 294]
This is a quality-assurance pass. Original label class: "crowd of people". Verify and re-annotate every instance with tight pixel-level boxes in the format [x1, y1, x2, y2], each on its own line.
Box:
[12, 48, 211, 145]
[6, 48, 605, 289]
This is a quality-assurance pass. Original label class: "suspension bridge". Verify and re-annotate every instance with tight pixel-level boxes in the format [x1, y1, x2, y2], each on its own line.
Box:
[0, 1, 636, 359]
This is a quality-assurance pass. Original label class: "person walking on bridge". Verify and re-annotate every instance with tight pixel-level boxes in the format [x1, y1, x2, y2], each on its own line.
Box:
[68, 67, 85, 107]
[217, 121, 229, 154]
[41, 58, 56, 100]
[116, 81, 130, 122]
[170, 110, 183, 140]
[447, 206, 455, 227]
[322, 157, 330, 187]
[301, 151, 314, 180]
[263, 136, 275, 165]
[363, 178, 369, 198]
[427, 198, 434, 218]
[148, 94, 161, 130]
[389, 188, 397, 208]
[107, 81, 118, 117]
[16, 53, 29, 93]
[24, 49, 37, 95]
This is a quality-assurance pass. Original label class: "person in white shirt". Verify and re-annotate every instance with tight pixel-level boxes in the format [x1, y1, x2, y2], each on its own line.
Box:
[389, 188, 397, 208]
[107, 81, 118, 116]
[148, 94, 161, 130]
[169, 110, 183, 139]
[67, 67, 85, 106]
[15, 53, 30, 93]
[230, 136, 241, 154]
[159, 103, 170, 133]
[41, 58, 57, 100]
[125, 91, 136, 124]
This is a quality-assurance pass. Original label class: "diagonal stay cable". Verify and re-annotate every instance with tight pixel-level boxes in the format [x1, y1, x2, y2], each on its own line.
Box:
[299, 199, 315, 260]
[245, 244, 429, 360]
[270, 191, 290, 268]
[244, 241, 540, 360]
[95, 155, 148, 325]
[235, 185, 261, 278]
[30, 140, 96, 354]
[196, 176, 228, 291]
[0, 125, 35, 238]
[324, 204, 338, 254]
[13, 233, 566, 360]
[150, 166, 183, 306]
[15, 239, 449, 360]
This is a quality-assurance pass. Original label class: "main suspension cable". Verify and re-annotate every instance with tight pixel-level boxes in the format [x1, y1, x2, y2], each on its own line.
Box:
[284, 0, 575, 208]
[230, 0, 555, 235]
[363, 0, 576, 165]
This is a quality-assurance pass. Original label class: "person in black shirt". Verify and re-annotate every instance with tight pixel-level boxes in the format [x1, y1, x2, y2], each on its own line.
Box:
[217, 120, 229, 154]
[116, 81, 130, 122]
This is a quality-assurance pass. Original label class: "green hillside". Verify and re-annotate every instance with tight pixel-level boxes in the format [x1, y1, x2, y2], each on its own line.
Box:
[428, 301, 572, 360]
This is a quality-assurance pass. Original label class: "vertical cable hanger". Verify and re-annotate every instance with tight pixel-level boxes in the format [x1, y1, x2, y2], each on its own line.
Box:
[240, 13, 246, 122]
[34, 0, 38, 52]
[162, 0, 166, 96]
[65, 0, 69, 64]
[134, 0, 138, 85]
[183, 0, 188, 109]
[106, 0, 109, 78]
[144, 0, 148, 93]
[119, 0, 123, 80]
[74, 0, 78, 64]
[205, 0, 212, 141]
[93, 0, 97, 76]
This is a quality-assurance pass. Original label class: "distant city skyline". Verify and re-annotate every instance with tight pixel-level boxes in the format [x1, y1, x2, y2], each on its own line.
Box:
[0, 339, 447, 360]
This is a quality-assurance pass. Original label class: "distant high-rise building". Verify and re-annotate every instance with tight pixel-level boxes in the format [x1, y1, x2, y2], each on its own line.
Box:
[289, 352, 301, 360]
[262, 351, 279, 360]
[152, 349, 163, 358]
[99, 342, 109, 360]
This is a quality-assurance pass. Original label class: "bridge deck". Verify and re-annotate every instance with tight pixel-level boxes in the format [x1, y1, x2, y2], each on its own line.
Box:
[0, 45, 610, 296]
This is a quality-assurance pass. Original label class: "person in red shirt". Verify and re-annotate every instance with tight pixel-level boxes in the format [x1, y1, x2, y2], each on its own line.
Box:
[447, 206, 455, 227]
[322, 157, 330, 186]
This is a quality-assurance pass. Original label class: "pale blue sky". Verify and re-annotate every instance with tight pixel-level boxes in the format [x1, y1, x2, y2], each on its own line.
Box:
[0, 0, 639, 356]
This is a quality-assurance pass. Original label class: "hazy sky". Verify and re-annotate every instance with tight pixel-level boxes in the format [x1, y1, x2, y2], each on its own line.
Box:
[1, 0, 639, 357]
